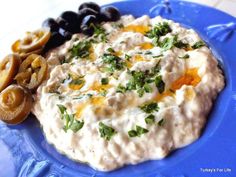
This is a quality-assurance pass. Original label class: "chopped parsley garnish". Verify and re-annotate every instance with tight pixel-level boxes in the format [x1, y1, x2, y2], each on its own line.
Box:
[145, 114, 155, 125]
[115, 62, 164, 97]
[158, 119, 165, 126]
[192, 41, 205, 49]
[125, 54, 131, 60]
[92, 24, 108, 42]
[146, 22, 172, 39]
[153, 54, 164, 58]
[99, 89, 107, 97]
[116, 84, 127, 93]
[159, 35, 177, 51]
[107, 47, 115, 53]
[99, 122, 117, 141]
[144, 51, 152, 55]
[128, 130, 138, 137]
[125, 70, 155, 97]
[102, 53, 124, 71]
[69, 78, 84, 85]
[155, 75, 165, 93]
[101, 49, 125, 72]
[178, 54, 190, 59]
[139, 102, 159, 113]
[57, 104, 84, 133]
[101, 77, 109, 85]
[174, 40, 190, 49]
[70, 40, 92, 59]
[128, 125, 149, 137]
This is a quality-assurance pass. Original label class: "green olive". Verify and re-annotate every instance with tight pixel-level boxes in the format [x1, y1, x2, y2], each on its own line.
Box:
[0, 85, 33, 124]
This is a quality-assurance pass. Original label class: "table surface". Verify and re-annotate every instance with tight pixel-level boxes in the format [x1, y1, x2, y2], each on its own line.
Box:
[0, 0, 235, 60]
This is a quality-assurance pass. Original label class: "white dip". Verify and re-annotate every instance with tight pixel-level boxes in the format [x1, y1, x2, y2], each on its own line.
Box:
[32, 15, 225, 171]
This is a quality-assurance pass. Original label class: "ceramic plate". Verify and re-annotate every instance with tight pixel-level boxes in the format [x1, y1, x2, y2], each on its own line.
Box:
[1, 0, 236, 176]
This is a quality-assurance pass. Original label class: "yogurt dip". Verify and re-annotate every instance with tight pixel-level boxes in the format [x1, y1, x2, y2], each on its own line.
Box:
[32, 15, 225, 171]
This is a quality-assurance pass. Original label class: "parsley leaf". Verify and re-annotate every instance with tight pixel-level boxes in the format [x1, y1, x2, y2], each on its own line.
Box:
[192, 41, 205, 49]
[125, 54, 131, 60]
[101, 77, 109, 85]
[116, 84, 127, 93]
[174, 40, 190, 49]
[158, 119, 165, 126]
[159, 35, 177, 51]
[102, 53, 125, 72]
[178, 54, 190, 59]
[92, 24, 108, 42]
[57, 104, 84, 133]
[155, 75, 165, 93]
[146, 22, 172, 39]
[99, 122, 117, 141]
[128, 125, 149, 137]
[145, 114, 155, 124]
[70, 40, 91, 59]
[128, 130, 138, 137]
[140, 102, 159, 113]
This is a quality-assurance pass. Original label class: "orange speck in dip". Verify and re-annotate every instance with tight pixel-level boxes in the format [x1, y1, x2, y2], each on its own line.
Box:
[134, 55, 147, 62]
[89, 81, 112, 92]
[76, 96, 105, 119]
[69, 82, 84, 90]
[76, 102, 88, 119]
[154, 90, 174, 102]
[123, 25, 150, 34]
[139, 42, 154, 50]
[171, 68, 201, 91]
[89, 47, 96, 61]
[68, 75, 85, 90]
[114, 51, 123, 56]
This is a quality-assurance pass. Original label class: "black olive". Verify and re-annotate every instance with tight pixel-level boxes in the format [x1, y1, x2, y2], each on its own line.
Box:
[78, 8, 99, 20]
[81, 15, 97, 36]
[78, 2, 100, 13]
[56, 17, 81, 34]
[42, 18, 59, 32]
[100, 6, 121, 22]
[59, 11, 79, 24]
[59, 28, 72, 40]
[57, 17, 69, 29]
[43, 32, 66, 52]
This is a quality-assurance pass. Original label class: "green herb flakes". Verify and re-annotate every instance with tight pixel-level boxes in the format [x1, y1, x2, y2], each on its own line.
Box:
[146, 22, 172, 39]
[128, 125, 149, 137]
[178, 54, 190, 59]
[125, 54, 131, 60]
[192, 41, 205, 49]
[99, 122, 117, 141]
[140, 102, 159, 113]
[101, 77, 109, 85]
[158, 119, 165, 126]
[102, 53, 125, 72]
[155, 75, 165, 93]
[70, 40, 91, 59]
[92, 24, 108, 42]
[57, 104, 84, 133]
[145, 114, 155, 125]
[116, 84, 127, 93]
[128, 130, 138, 137]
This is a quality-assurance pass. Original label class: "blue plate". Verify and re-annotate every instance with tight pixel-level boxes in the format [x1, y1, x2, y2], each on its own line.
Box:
[1, 0, 236, 177]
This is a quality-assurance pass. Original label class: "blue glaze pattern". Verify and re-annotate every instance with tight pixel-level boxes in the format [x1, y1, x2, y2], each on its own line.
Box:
[0, 0, 236, 177]
[149, 0, 172, 16]
[206, 22, 236, 41]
